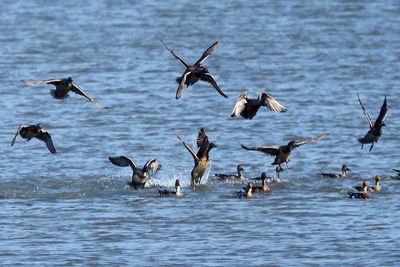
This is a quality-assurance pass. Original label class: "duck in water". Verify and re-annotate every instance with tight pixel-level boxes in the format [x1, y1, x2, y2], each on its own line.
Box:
[348, 180, 369, 199]
[320, 165, 350, 178]
[158, 179, 182, 197]
[236, 182, 253, 199]
[354, 176, 381, 192]
[215, 164, 245, 181]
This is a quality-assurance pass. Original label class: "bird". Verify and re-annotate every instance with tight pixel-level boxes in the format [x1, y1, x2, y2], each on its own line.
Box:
[158, 179, 182, 197]
[231, 90, 286, 119]
[215, 164, 245, 180]
[241, 133, 329, 168]
[357, 93, 388, 151]
[354, 176, 381, 192]
[274, 166, 283, 183]
[173, 128, 216, 186]
[161, 40, 228, 99]
[11, 123, 56, 154]
[244, 173, 270, 193]
[320, 165, 350, 178]
[236, 182, 253, 199]
[21, 77, 107, 109]
[393, 169, 400, 179]
[348, 180, 369, 199]
[108, 156, 161, 189]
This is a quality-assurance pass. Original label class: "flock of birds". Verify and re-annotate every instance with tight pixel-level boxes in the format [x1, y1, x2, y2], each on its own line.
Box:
[11, 41, 393, 199]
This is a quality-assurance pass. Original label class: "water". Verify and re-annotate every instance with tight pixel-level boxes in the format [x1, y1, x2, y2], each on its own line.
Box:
[1, 0, 400, 265]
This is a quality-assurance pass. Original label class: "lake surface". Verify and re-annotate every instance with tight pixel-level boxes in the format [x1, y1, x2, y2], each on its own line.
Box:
[1, 0, 400, 265]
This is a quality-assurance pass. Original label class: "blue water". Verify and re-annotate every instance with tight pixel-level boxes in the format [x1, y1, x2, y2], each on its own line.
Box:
[1, 0, 400, 265]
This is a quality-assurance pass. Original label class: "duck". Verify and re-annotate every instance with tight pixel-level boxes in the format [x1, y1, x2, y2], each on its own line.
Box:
[236, 182, 253, 199]
[320, 165, 350, 178]
[215, 164, 244, 180]
[173, 128, 216, 186]
[241, 133, 329, 168]
[158, 179, 182, 197]
[11, 123, 56, 154]
[231, 90, 286, 119]
[272, 166, 283, 183]
[161, 40, 227, 99]
[21, 77, 107, 109]
[348, 180, 369, 199]
[357, 93, 388, 151]
[354, 176, 381, 192]
[244, 173, 270, 193]
[108, 156, 161, 189]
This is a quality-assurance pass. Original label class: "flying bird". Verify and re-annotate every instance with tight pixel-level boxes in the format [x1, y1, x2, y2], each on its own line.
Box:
[11, 123, 56, 154]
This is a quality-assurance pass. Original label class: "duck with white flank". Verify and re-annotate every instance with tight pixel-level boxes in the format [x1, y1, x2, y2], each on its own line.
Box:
[236, 182, 253, 199]
[348, 180, 369, 199]
[11, 123, 56, 154]
[158, 179, 182, 197]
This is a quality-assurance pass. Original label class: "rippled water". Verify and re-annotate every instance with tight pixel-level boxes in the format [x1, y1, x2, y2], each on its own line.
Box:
[1, 0, 400, 265]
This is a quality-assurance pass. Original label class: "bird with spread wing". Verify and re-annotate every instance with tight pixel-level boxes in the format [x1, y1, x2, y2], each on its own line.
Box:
[11, 123, 56, 154]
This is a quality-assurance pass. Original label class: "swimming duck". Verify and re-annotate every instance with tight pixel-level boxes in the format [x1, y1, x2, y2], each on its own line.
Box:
[158, 179, 182, 197]
[357, 93, 388, 151]
[231, 90, 286, 119]
[244, 173, 270, 193]
[348, 180, 369, 199]
[161, 40, 227, 99]
[354, 176, 381, 192]
[108, 156, 161, 189]
[22, 77, 106, 109]
[236, 182, 253, 199]
[320, 165, 350, 178]
[11, 123, 56, 154]
[215, 164, 244, 180]
[173, 128, 216, 186]
[241, 133, 329, 168]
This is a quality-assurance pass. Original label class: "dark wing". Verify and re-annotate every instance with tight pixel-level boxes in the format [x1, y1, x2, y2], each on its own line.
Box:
[70, 83, 107, 109]
[200, 73, 228, 98]
[173, 129, 199, 163]
[293, 133, 329, 147]
[260, 91, 287, 112]
[374, 96, 388, 128]
[11, 125, 25, 146]
[231, 91, 249, 117]
[36, 130, 56, 154]
[176, 71, 191, 99]
[109, 156, 139, 171]
[161, 40, 189, 68]
[357, 93, 373, 129]
[21, 79, 62, 86]
[393, 169, 400, 174]
[196, 128, 209, 148]
[144, 159, 162, 173]
[241, 144, 279, 156]
[194, 41, 218, 66]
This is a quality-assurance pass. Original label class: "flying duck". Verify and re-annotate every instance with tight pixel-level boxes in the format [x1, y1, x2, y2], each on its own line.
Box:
[354, 176, 381, 192]
[161, 40, 227, 99]
[231, 90, 286, 119]
[357, 93, 388, 151]
[236, 182, 253, 199]
[244, 173, 270, 193]
[11, 123, 56, 154]
[108, 156, 161, 189]
[158, 179, 182, 197]
[320, 165, 350, 178]
[241, 133, 329, 168]
[22, 77, 107, 108]
[215, 164, 244, 180]
[173, 128, 216, 186]
[348, 180, 369, 199]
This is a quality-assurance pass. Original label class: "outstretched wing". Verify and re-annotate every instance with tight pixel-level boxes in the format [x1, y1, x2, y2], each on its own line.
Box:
[393, 169, 400, 174]
[194, 41, 218, 66]
[144, 159, 162, 173]
[374, 96, 388, 128]
[357, 93, 373, 129]
[70, 83, 107, 109]
[161, 40, 189, 67]
[109, 156, 139, 171]
[176, 71, 191, 99]
[21, 79, 62, 86]
[294, 133, 329, 147]
[200, 73, 228, 98]
[11, 125, 26, 146]
[241, 144, 279, 156]
[36, 130, 56, 154]
[173, 128, 199, 163]
[260, 91, 287, 112]
[231, 91, 249, 117]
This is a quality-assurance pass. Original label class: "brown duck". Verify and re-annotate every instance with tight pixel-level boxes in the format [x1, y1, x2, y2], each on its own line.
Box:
[236, 182, 253, 199]
[215, 164, 244, 180]
[11, 123, 56, 154]
[320, 165, 350, 178]
[173, 128, 216, 186]
[161, 40, 227, 99]
[158, 179, 182, 197]
[357, 93, 387, 151]
[354, 176, 381, 192]
[244, 173, 270, 193]
[348, 180, 369, 199]
[231, 90, 286, 119]
[241, 133, 329, 168]
[22, 77, 106, 108]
